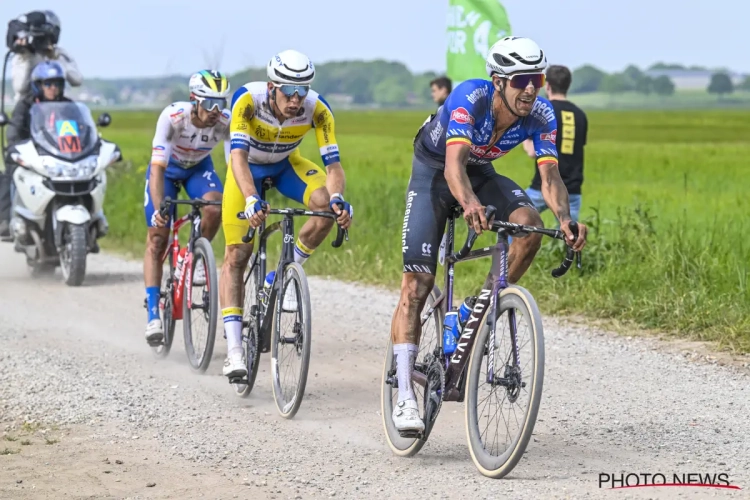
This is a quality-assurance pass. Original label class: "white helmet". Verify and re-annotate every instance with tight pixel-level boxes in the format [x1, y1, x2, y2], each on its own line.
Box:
[267, 50, 315, 85]
[485, 36, 548, 77]
[188, 70, 231, 99]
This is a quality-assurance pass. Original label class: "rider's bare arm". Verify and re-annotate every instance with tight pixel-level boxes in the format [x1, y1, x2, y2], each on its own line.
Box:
[149, 109, 176, 212]
[325, 162, 346, 199]
[444, 143, 476, 206]
[538, 160, 571, 224]
[229, 92, 260, 200]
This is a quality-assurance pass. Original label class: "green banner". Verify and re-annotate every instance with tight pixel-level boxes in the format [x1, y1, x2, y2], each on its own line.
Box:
[447, 0, 512, 84]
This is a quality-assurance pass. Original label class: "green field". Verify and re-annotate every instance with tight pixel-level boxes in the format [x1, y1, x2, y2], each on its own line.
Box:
[100, 109, 750, 352]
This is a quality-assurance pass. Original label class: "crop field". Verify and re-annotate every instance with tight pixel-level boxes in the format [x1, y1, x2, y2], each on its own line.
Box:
[100, 108, 750, 351]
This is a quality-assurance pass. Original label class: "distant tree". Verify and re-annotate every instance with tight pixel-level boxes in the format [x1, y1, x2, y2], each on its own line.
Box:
[648, 62, 686, 71]
[569, 65, 607, 93]
[599, 73, 631, 93]
[707, 72, 734, 96]
[652, 75, 675, 96]
[737, 76, 750, 91]
[373, 77, 408, 107]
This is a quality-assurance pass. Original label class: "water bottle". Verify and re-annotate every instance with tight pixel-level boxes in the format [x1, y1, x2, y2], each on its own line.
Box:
[263, 271, 275, 302]
[457, 296, 477, 329]
[443, 312, 459, 355]
[174, 247, 187, 281]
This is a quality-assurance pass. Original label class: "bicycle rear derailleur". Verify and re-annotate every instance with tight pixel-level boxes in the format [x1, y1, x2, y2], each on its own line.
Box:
[421, 354, 445, 440]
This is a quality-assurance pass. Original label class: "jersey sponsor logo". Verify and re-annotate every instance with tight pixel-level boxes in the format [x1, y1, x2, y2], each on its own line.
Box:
[320, 145, 339, 154]
[254, 125, 268, 140]
[540, 130, 557, 144]
[531, 100, 555, 125]
[447, 128, 472, 139]
[470, 143, 509, 159]
[402, 190, 417, 253]
[429, 121, 444, 146]
[466, 86, 488, 105]
[315, 109, 328, 125]
[450, 107, 474, 125]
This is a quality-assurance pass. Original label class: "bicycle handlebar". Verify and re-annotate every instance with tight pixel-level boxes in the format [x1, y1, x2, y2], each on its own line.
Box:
[158, 196, 222, 218]
[450, 205, 582, 278]
[236, 205, 348, 248]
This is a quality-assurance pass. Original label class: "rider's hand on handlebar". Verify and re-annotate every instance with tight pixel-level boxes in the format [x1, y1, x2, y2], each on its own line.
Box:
[244, 195, 269, 228]
[462, 196, 491, 234]
[151, 211, 169, 228]
[329, 194, 353, 230]
[560, 219, 587, 252]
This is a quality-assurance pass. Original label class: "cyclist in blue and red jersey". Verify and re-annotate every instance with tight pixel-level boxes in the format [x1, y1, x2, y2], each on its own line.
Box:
[390, 36, 589, 433]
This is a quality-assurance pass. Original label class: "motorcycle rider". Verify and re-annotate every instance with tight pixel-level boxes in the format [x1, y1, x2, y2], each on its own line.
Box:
[6, 10, 82, 104]
[0, 61, 71, 237]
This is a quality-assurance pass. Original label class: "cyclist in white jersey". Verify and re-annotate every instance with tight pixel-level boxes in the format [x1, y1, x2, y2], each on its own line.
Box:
[142, 70, 231, 343]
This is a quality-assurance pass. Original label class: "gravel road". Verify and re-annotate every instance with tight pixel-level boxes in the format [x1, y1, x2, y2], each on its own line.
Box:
[0, 245, 748, 499]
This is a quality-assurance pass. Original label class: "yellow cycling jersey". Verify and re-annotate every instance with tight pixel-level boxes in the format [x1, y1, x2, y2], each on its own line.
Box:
[229, 81, 340, 166]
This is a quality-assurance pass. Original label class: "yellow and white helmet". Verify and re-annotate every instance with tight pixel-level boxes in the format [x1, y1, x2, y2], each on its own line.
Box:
[189, 70, 231, 99]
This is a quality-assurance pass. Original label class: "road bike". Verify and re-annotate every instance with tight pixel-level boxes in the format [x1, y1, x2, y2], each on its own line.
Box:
[381, 204, 581, 478]
[145, 197, 222, 373]
[229, 178, 348, 419]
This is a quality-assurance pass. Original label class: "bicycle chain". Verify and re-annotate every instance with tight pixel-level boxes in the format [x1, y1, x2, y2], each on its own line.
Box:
[422, 354, 445, 439]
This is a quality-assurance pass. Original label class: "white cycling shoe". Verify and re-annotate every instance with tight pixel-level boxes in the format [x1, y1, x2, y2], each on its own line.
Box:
[392, 399, 425, 433]
[192, 259, 206, 286]
[223, 350, 247, 378]
[281, 282, 298, 312]
[145, 319, 164, 343]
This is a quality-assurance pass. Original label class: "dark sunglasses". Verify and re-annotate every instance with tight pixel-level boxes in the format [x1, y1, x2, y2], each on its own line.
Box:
[41, 79, 64, 88]
[196, 97, 227, 112]
[274, 84, 310, 98]
[506, 73, 546, 90]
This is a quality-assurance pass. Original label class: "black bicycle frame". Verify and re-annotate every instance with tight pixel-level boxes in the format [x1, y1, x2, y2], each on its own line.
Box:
[412, 205, 579, 402]
[239, 179, 346, 352]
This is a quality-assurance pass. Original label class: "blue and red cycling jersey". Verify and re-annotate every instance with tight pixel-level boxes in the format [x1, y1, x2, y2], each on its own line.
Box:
[414, 79, 559, 170]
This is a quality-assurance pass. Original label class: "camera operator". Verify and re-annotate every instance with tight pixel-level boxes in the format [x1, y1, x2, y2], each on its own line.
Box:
[6, 10, 82, 104]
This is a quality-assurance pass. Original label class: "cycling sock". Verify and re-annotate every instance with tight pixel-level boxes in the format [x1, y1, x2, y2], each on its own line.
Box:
[222, 307, 243, 356]
[393, 343, 418, 402]
[294, 239, 315, 265]
[145, 286, 160, 322]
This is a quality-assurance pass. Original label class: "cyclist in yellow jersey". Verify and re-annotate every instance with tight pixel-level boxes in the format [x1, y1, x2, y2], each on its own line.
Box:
[220, 49, 353, 378]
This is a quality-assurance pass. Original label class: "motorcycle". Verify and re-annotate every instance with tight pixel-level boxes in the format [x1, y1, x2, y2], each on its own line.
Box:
[0, 101, 121, 286]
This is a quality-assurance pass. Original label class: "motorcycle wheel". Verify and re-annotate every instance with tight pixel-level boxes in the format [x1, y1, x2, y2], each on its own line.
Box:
[59, 223, 87, 287]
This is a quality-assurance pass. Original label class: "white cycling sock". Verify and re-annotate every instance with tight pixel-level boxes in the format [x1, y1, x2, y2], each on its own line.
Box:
[393, 343, 418, 403]
[222, 307, 243, 356]
[294, 239, 314, 265]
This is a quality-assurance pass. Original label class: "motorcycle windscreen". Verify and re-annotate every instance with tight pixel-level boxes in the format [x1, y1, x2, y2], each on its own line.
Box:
[29, 102, 98, 161]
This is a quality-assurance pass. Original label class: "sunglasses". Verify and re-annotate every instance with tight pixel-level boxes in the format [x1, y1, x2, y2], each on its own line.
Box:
[41, 80, 64, 88]
[274, 83, 310, 98]
[505, 72, 546, 90]
[196, 96, 227, 112]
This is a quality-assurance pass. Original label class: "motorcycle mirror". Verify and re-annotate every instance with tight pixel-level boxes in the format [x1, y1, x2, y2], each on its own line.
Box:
[97, 113, 112, 127]
[0, 112, 9, 127]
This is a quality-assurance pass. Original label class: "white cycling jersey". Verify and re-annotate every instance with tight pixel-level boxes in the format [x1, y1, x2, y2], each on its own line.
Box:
[150, 101, 231, 169]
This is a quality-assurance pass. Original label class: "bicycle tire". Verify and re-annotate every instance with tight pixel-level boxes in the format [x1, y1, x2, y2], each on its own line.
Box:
[152, 254, 176, 359]
[183, 237, 219, 373]
[234, 262, 262, 398]
[465, 285, 545, 479]
[270, 262, 311, 419]
[381, 286, 443, 457]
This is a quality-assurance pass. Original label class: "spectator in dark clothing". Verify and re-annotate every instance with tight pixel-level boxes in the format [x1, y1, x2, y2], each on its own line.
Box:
[0, 61, 71, 236]
[430, 76, 452, 107]
[522, 64, 588, 223]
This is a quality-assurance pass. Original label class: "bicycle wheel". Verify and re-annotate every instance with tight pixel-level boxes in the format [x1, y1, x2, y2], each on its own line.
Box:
[270, 262, 311, 419]
[234, 261, 262, 398]
[152, 255, 176, 359]
[183, 237, 219, 373]
[381, 285, 443, 457]
[465, 285, 545, 479]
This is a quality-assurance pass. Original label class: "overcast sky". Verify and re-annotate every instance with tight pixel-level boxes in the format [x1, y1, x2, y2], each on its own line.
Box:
[1, 1, 746, 78]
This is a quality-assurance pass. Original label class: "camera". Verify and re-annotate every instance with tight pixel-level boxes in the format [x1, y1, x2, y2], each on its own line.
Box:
[6, 11, 60, 53]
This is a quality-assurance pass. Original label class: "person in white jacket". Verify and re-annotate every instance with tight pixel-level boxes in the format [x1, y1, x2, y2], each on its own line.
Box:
[6, 10, 82, 103]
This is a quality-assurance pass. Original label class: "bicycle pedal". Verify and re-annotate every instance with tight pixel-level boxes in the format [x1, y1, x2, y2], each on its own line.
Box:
[146, 338, 164, 347]
[397, 429, 423, 439]
[228, 377, 247, 385]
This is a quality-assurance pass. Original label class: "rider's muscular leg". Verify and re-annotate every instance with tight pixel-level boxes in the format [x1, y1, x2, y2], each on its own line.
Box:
[200, 191, 222, 240]
[220, 243, 253, 355]
[296, 187, 335, 264]
[144, 228, 169, 321]
[391, 272, 434, 402]
[507, 207, 544, 284]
